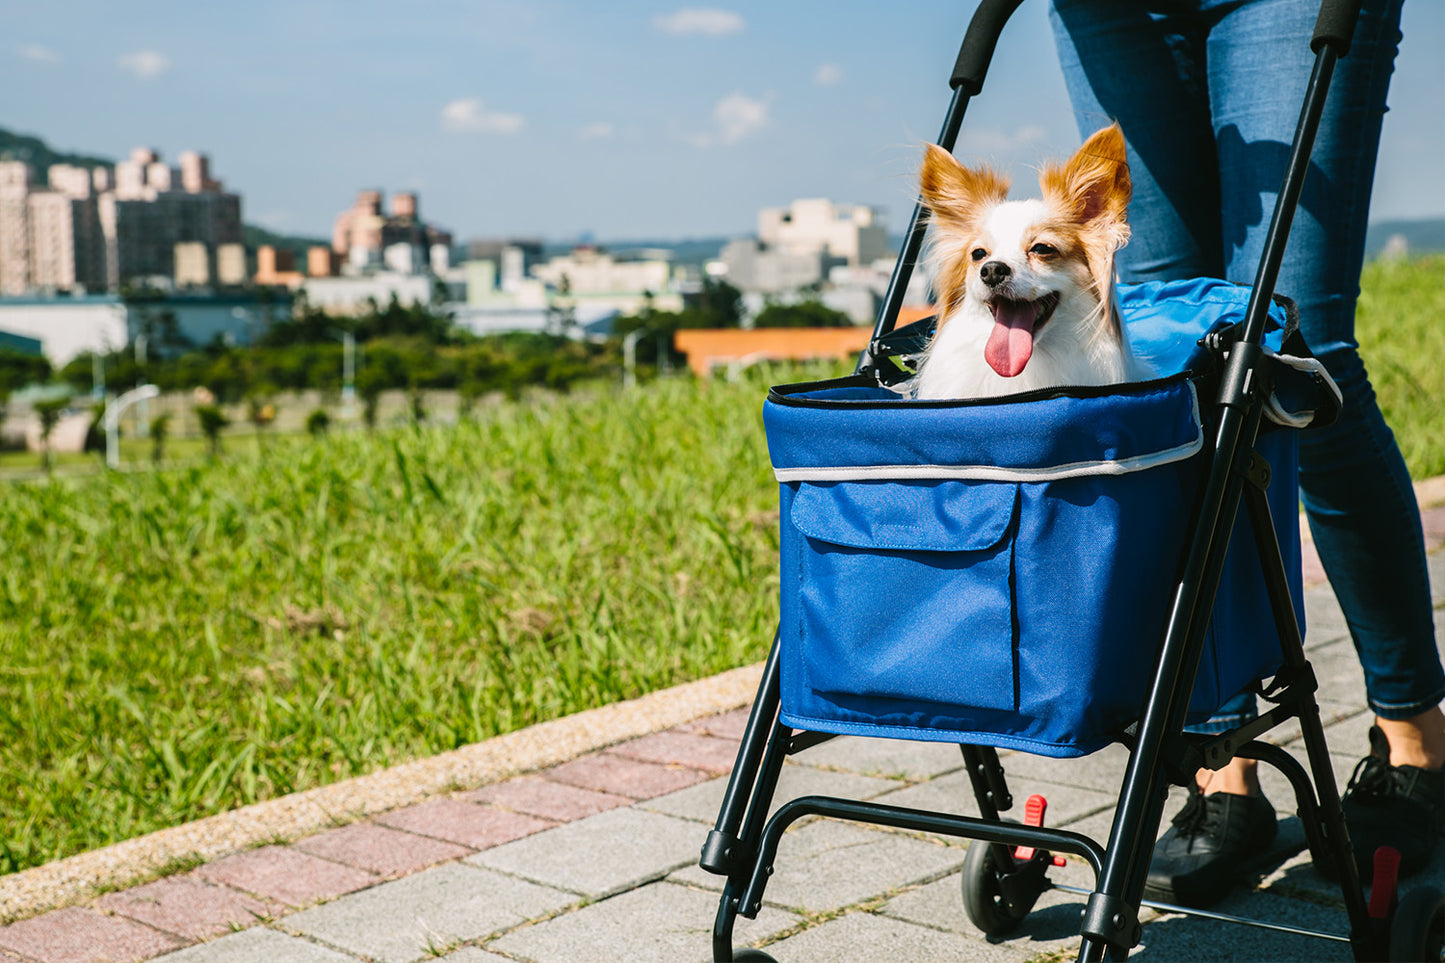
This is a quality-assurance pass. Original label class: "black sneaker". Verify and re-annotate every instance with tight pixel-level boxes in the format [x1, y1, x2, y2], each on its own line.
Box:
[1341, 725, 1445, 881]
[1143, 786, 1278, 908]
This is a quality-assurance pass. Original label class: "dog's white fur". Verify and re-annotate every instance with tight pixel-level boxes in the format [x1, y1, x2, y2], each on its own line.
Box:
[911, 125, 1148, 400]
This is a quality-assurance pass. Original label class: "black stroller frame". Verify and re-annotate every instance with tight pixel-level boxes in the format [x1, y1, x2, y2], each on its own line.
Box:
[700, 1, 1445, 960]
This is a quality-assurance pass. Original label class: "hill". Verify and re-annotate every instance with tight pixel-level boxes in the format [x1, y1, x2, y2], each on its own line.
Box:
[0, 128, 111, 187]
[1365, 218, 1445, 258]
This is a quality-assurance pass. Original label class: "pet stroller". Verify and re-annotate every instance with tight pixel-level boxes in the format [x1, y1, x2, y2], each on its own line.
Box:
[699, 1, 1445, 960]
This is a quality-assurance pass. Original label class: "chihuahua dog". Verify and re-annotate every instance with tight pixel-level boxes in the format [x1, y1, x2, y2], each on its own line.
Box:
[911, 124, 1144, 399]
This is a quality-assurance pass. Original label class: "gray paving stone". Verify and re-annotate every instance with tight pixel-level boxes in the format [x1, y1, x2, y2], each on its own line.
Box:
[761, 909, 1026, 962]
[879, 856, 1098, 960]
[672, 819, 966, 914]
[788, 735, 966, 781]
[1303, 587, 1351, 648]
[639, 763, 904, 824]
[282, 863, 574, 963]
[487, 880, 798, 963]
[465, 806, 701, 899]
[153, 927, 361, 962]
[1131, 891, 1353, 961]
[870, 770, 1117, 832]
[436, 947, 512, 962]
[995, 742, 1133, 796]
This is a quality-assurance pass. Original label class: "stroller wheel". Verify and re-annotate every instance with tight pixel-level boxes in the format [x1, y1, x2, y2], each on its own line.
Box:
[961, 832, 1040, 937]
[730, 950, 779, 962]
[1389, 886, 1445, 962]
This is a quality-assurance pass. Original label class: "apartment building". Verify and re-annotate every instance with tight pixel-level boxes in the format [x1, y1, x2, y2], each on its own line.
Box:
[0, 148, 241, 293]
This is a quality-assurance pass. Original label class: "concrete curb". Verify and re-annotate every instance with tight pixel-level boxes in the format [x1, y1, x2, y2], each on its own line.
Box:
[0, 663, 763, 924]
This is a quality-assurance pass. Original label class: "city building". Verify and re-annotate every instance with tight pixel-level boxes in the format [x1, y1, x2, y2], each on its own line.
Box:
[0, 161, 106, 294]
[331, 189, 451, 275]
[96, 147, 243, 289]
[529, 245, 683, 320]
[300, 273, 434, 315]
[174, 240, 247, 288]
[719, 237, 834, 295]
[758, 198, 890, 266]
[0, 291, 289, 366]
[254, 245, 304, 287]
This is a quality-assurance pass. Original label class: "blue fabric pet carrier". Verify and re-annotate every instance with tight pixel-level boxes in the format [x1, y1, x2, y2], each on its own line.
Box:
[764, 278, 1306, 758]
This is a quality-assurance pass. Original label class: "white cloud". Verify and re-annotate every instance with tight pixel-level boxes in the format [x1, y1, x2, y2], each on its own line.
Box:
[579, 121, 615, 140]
[441, 98, 524, 134]
[653, 8, 744, 36]
[714, 91, 771, 144]
[689, 91, 773, 148]
[813, 63, 843, 87]
[19, 44, 60, 64]
[118, 49, 169, 79]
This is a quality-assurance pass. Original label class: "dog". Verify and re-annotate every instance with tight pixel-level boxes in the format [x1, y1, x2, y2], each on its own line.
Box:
[910, 124, 1145, 400]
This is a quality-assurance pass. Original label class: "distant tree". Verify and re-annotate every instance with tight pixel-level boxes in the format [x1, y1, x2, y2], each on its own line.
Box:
[408, 384, 427, 423]
[83, 401, 106, 456]
[0, 349, 51, 396]
[150, 412, 171, 464]
[305, 408, 330, 437]
[356, 368, 386, 431]
[457, 378, 485, 420]
[246, 392, 277, 451]
[195, 404, 229, 458]
[752, 300, 855, 329]
[33, 398, 67, 474]
[687, 278, 744, 328]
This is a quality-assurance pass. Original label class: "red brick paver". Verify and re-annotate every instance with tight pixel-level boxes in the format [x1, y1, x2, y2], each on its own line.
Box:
[461, 774, 631, 821]
[293, 822, 472, 878]
[0, 906, 182, 963]
[679, 707, 752, 741]
[96, 874, 271, 941]
[544, 752, 714, 799]
[375, 798, 554, 850]
[194, 846, 376, 908]
[607, 730, 741, 774]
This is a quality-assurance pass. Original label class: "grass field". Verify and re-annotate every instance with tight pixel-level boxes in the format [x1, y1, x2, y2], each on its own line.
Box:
[0, 257, 1439, 880]
[1356, 254, 1445, 479]
[0, 369, 831, 877]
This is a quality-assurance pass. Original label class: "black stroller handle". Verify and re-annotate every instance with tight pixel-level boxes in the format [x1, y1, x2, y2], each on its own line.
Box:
[950, 0, 1025, 94]
[1313, 0, 1364, 55]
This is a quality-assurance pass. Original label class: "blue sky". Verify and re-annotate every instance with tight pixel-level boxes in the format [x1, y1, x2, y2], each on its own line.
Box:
[6, 1, 1442, 243]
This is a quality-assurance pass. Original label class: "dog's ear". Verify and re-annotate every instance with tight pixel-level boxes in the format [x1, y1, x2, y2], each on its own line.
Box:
[1040, 123, 1131, 236]
[920, 144, 1009, 230]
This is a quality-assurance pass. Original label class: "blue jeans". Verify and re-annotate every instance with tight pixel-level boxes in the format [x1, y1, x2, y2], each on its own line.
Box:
[1049, 0, 1443, 724]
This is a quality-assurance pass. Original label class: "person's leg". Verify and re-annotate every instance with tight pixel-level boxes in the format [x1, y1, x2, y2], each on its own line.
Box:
[1206, 0, 1443, 734]
[1206, 0, 1442, 879]
[1048, 0, 1223, 283]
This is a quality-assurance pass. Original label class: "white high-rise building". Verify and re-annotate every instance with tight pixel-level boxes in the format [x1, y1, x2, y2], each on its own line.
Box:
[757, 198, 889, 266]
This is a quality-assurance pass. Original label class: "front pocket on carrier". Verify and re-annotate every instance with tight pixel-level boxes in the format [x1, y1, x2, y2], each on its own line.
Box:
[789, 480, 1020, 713]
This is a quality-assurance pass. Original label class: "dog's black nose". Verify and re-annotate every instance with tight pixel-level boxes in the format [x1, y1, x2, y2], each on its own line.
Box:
[980, 261, 1011, 288]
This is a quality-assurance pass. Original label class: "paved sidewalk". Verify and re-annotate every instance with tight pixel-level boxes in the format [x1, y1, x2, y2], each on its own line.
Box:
[1, 498, 1442, 962]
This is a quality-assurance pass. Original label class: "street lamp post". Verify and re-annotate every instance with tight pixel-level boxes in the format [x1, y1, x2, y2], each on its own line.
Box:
[329, 328, 356, 420]
[105, 384, 160, 470]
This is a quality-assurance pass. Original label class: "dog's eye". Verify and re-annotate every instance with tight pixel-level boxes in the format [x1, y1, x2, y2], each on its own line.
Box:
[1029, 243, 1058, 257]
[970, 248, 987, 262]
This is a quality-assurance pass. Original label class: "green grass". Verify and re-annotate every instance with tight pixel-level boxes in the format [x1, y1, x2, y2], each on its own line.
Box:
[0, 366, 846, 877]
[1355, 254, 1445, 479]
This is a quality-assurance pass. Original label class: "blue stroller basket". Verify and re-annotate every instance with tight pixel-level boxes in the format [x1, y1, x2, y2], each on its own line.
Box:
[700, 2, 1440, 960]
[766, 280, 1303, 760]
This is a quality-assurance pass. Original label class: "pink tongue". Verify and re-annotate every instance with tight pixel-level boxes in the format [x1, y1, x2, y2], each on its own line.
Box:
[984, 301, 1036, 378]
